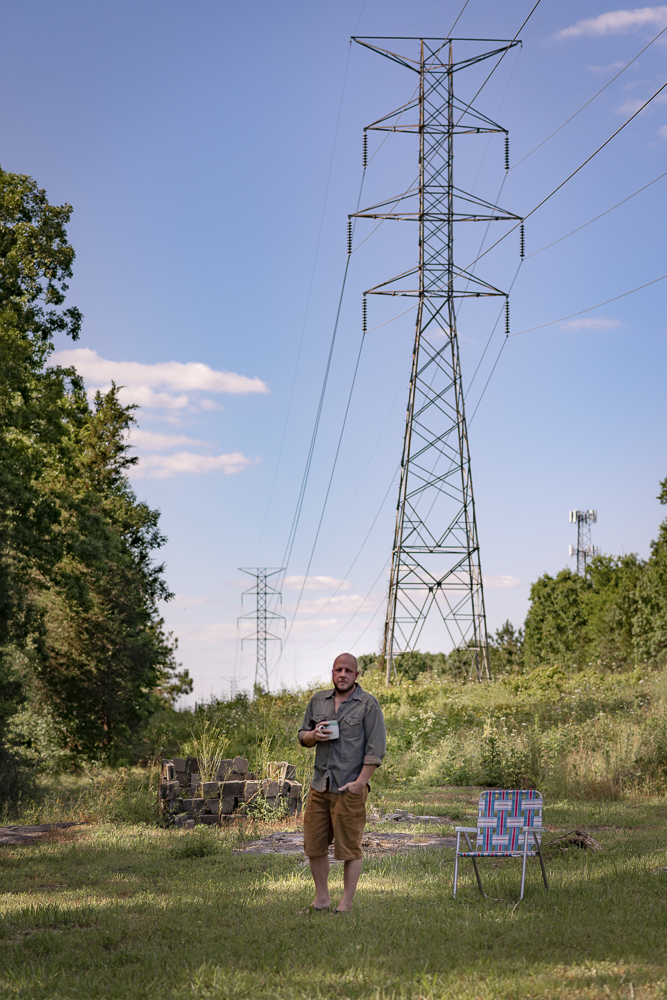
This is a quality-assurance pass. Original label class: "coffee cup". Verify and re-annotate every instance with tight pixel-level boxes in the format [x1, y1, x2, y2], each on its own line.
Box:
[318, 720, 339, 740]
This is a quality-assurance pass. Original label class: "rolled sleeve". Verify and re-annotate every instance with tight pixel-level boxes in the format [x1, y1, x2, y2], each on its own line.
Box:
[362, 700, 386, 767]
[298, 700, 315, 747]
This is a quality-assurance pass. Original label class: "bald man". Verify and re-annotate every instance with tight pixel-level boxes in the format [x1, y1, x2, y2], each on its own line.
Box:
[298, 653, 386, 913]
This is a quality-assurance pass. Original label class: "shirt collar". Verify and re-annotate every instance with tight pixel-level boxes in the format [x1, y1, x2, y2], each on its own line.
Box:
[326, 682, 363, 701]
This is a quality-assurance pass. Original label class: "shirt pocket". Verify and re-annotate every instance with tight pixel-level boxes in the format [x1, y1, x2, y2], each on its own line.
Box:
[340, 715, 364, 759]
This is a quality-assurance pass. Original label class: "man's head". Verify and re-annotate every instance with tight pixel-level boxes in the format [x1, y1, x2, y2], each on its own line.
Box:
[332, 653, 359, 693]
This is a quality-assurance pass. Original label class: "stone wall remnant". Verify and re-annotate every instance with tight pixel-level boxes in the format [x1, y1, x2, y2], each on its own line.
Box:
[159, 758, 302, 826]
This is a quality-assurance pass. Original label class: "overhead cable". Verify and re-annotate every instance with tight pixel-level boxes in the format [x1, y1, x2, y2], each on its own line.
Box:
[511, 271, 667, 337]
[251, 44, 354, 561]
[527, 169, 667, 258]
[464, 77, 667, 273]
[512, 23, 667, 170]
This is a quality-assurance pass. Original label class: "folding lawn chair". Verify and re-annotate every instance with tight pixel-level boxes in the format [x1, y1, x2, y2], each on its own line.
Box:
[453, 789, 549, 901]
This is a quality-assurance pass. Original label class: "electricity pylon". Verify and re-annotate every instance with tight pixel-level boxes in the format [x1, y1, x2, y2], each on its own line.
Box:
[351, 36, 521, 683]
[238, 568, 285, 692]
[569, 511, 599, 576]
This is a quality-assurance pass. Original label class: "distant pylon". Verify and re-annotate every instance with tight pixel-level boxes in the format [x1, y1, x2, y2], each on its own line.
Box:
[238, 568, 285, 691]
[351, 36, 521, 683]
[568, 511, 599, 576]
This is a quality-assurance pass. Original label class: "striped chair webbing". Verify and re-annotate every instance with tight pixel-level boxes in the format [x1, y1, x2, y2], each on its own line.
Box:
[473, 790, 543, 854]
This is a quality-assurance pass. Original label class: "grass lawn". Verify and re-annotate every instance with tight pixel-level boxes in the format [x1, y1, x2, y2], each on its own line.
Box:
[1, 790, 666, 999]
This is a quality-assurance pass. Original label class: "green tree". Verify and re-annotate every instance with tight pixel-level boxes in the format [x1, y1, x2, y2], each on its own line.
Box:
[489, 620, 524, 674]
[585, 554, 644, 669]
[36, 386, 190, 760]
[634, 475, 667, 665]
[523, 568, 591, 669]
[0, 166, 83, 776]
[0, 166, 190, 771]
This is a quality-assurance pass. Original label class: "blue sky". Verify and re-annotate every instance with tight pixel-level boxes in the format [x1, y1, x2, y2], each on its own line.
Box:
[2, 1, 666, 698]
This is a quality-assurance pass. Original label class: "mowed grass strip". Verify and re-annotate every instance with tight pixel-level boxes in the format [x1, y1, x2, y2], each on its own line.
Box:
[0, 795, 666, 999]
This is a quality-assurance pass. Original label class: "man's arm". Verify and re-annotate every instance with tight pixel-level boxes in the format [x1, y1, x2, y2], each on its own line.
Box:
[338, 763, 377, 794]
[362, 698, 386, 768]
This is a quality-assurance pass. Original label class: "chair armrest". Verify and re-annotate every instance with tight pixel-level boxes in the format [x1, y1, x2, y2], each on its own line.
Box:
[455, 827, 478, 833]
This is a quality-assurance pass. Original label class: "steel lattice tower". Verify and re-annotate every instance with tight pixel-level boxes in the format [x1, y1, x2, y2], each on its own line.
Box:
[238, 568, 285, 692]
[568, 510, 599, 576]
[351, 37, 521, 683]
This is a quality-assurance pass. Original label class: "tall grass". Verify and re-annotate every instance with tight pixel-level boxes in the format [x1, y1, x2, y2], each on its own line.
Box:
[9, 665, 667, 826]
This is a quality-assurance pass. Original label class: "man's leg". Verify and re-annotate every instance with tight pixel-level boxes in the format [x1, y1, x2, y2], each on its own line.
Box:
[337, 858, 362, 912]
[303, 788, 334, 910]
[308, 854, 331, 909]
[330, 788, 368, 911]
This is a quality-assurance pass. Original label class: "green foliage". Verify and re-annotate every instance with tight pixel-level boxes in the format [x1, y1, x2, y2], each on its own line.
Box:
[524, 568, 590, 669]
[633, 474, 667, 665]
[0, 165, 189, 784]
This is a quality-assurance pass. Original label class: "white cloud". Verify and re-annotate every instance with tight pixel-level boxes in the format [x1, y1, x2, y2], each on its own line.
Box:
[560, 317, 622, 331]
[128, 428, 208, 451]
[283, 575, 352, 591]
[483, 575, 522, 589]
[659, 123, 667, 136]
[589, 61, 626, 72]
[557, 7, 667, 39]
[53, 347, 269, 410]
[285, 595, 366, 616]
[133, 450, 253, 479]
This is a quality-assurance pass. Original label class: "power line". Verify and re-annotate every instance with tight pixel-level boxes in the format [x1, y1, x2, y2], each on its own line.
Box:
[251, 42, 354, 561]
[447, 0, 472, 36]
[453, 0, 543, 128]
[463, 77, 667, 274]
[510, 271, 667, 337]
[526, 169, 667, 258]
[279, 253, 353, 576]
[512, 23, 667, 170]
[281, 327, 366, 647]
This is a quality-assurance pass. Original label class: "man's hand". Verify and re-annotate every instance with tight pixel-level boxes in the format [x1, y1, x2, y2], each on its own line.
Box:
[338, 763, 377, 794]
[300, 723, 334, 748]
[337, 778, 367, 794]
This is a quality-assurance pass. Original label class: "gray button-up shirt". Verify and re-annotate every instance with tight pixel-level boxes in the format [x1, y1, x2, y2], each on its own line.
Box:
[298, 683, 386, 793]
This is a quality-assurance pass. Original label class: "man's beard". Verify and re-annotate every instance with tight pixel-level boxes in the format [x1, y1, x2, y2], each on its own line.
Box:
[334, 678, 356, 693]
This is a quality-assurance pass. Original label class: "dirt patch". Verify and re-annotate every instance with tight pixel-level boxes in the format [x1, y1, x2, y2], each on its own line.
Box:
[233, 830, 456, 860]
[0, 823, 84, 847]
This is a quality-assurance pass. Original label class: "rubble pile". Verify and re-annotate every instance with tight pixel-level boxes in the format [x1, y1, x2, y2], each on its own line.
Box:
[159, 758, 303, 828]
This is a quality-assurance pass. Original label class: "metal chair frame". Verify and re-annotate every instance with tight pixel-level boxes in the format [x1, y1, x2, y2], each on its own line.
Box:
[453, 790, 549, 901]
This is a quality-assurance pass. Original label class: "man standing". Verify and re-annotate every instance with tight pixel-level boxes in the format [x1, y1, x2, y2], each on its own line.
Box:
[298, 653, 386, 913]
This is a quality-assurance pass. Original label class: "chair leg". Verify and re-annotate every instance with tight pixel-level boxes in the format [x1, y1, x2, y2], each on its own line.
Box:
[534, 834, 549, 891]
[471, 857, 486, 897]
[520, 843, 528, 900]
[453, 852, 459, 898]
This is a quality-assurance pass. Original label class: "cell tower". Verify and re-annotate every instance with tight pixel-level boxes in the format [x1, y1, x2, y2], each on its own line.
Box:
[238, 568, 285, 692]
[568, 511, 599, 576]
[351, 36, 521, 683]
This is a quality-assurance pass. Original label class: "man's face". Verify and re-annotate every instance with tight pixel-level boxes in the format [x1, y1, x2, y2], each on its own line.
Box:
[332, 657, 358, 693]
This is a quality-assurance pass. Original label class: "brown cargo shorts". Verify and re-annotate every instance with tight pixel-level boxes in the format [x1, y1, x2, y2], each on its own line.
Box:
[303, 786, 369, 861]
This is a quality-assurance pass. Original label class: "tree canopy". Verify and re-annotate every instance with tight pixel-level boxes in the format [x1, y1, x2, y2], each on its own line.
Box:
[0, 166, 190, 789]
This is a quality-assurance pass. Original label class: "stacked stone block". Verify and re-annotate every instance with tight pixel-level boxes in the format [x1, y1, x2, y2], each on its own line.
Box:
[159, 756, 302, 827]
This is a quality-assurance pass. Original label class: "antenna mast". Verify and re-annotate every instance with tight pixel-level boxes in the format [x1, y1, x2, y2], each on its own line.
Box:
[568, 511, 599, 576]
[351, 36, 521, 683]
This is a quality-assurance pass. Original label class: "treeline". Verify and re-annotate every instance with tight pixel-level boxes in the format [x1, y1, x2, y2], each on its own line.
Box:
[0, 167, 190, 796]
[360, 476, 667, 681]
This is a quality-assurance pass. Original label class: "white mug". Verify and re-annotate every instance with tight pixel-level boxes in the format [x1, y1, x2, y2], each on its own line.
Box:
[318, 719, 339, 740]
